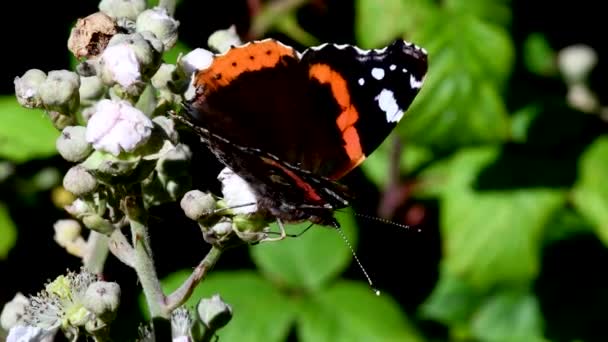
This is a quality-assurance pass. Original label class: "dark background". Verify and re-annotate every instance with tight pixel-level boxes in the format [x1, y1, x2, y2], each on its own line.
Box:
[2, 1, 608, 341]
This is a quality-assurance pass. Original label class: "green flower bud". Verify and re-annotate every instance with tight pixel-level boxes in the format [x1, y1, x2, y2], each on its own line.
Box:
[57, 126, 93, 162]
[1, 293, 28, 330]
[208, 26, 242, 53]
[79, 76, 106, 106]
[136, 7, 180, 50]
[63, 165, 98, 196]
[197, 294, 232, 331]
[14, 69, 47, 109]
[151, 63, 177, 91]
[99, 0, 146, 21]
[82, 214, 115, 235]
[82, 281, 120, 322]
[39, 70, 81, 114]
[180, 190, 217, 221]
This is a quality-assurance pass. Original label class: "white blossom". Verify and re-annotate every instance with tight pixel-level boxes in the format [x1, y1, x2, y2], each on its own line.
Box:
[101, 44, 141, 88]
[85, 99, 153, 156]
[218, 167, 258, 214]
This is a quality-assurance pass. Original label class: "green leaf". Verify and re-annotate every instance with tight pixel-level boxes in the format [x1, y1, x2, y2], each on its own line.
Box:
[355, 0, 435, 48]
[443, 0, 512, 27]
[471, 291, 545, 342]
[360, 138, 434, 189]
[162, 40, 190, 64]
[0, 97, 59, 162]
[147, 270, 296, 342]
[0, 202, 17, 259]
[297, 281, 423, 342]
[439, 148, 566, 289]
[401, 14, 513, 150]
[420, 270, 481, 327]
[522, 33, 557, 76]
[250, 210, 357, 292]
[572, 136, 608, 245]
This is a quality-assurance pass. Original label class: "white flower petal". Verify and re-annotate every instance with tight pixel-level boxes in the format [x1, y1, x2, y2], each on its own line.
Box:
[218, 167, 258, 214]
[7, 325, 57, 342]
[101, 44, 141, 87]
[85, 99, 153, 156]
[181, 48, 214, 76]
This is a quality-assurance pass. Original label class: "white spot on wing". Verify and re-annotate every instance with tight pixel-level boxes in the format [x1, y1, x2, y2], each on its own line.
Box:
[402, 68, 408, 73]
[389, 64, 396, 71]
[375, 89, 403, 123]
[371, 68, 385, 80]
[358, 78, 365, 86]
[410, 74, 423, 89]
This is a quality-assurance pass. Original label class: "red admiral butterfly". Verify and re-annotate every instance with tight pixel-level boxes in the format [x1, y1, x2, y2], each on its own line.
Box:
[183, 39, 428, 228]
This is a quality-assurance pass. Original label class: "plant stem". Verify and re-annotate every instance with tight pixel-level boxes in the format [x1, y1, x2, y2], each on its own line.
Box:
[166, 246, 223, 311]
[125, 196, 168, 319]
[83, 231, 110, 275]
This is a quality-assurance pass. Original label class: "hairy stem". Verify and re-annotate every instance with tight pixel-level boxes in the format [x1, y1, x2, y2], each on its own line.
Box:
[165, 246, 223, 311]
[83, 231, 110, 275]
[125, 196, 168, 319]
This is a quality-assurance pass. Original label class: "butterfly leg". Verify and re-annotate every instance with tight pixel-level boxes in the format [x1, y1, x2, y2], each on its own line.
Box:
[260, 218, 287, 242]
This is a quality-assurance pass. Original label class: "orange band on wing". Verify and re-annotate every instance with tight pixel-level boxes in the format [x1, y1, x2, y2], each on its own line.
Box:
[195, 40, 297, 91]
[309, 64, 365, 178]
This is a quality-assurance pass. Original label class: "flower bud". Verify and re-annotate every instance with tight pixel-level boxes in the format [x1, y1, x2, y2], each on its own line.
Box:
[79, 76, 106, 106]
[7, 324, 57, 342]
[83, 281, 120, 322]
[558, 44, 598, 84]
[180, 190, 216, 221]
[53, 219, 82, 248]
[85, 99, 154, 156]
[197, 294, 232, 330]
[14, 69, 46, 109]
[63, 165, 98, 196]
[82, 214, 115, 235]
[218, 167, 258, 214]
[65, 198, 94, 218]
[68, 12, 118, 59]
[99, 0, 146, 21]
[151, 63, 177, 90]
[57, 126, 93, 162]
[1, 293, 28, 330]
[99, 43, 141, 89]
[38, 70, 80, 114]
[208, 26, 242, 53]
[136, 7, 180, 50]
[47, 111, 76, 130]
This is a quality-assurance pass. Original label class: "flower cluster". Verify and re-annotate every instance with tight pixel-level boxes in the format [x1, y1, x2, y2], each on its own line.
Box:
[6, 0, 267, 340]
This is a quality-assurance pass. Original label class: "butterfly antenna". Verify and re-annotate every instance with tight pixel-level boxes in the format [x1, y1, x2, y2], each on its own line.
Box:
[353, 212, 421, 232]
[331, 221, 380, 296]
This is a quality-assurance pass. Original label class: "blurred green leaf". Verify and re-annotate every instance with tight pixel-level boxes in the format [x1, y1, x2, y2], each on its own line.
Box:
[0, 202, 17, 259]
[0, 97, 59, 162]
[438, 148, 566, 289]
[572, 135, 608, 245]
[250, 210, 357, 292]
[355, 0, 435, 48]
[401, 14, 513, 150]
[420, 270, 481, 327]
[297, 281, 423, 342]
[543, 207, 594, 244]
[162, 40, 190, 64]
[360, 138, 434, 189]
[444, 0, 512, 27]
[149, 270, 296, 342]
[471, 291, 545, 342]
[523, 33, 557, 76]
